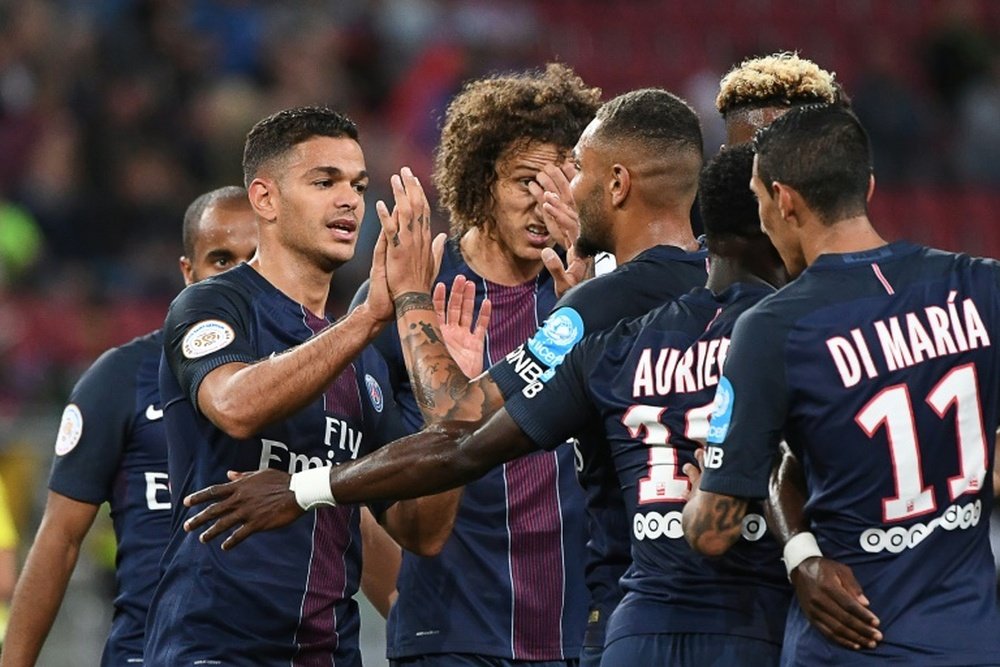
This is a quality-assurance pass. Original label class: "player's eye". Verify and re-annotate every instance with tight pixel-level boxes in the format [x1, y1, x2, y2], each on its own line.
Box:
[353, 181, 368, 194]
[314, 179, 332, 188]
[520, 177, 536, 189]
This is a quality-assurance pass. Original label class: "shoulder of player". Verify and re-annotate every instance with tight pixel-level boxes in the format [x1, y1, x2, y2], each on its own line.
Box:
[167, 267, 253, 315]
[79, 328, 162, 384]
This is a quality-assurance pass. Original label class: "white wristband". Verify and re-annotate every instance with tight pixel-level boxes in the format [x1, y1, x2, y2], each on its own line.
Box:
[783, 531, 823, 579]
[289, 467, 337, 511]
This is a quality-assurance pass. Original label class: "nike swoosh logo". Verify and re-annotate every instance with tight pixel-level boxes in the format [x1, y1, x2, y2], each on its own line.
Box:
[145, 404, 164, 421]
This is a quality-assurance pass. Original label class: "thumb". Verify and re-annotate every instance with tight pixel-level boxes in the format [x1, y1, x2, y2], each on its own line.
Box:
[432, 233, 447, 278]
[541, 248, 568, 286]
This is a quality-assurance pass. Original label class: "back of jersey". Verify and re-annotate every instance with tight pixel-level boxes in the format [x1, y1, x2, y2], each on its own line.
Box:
[730, 242, 1000, 663]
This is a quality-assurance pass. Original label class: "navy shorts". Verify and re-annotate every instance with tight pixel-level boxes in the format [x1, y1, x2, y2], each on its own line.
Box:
[601, 633, 781, 667]
[392, 655, 577, 667]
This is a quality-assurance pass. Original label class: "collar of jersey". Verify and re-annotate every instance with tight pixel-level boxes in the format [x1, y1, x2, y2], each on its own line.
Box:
[807, 240, 920, 271]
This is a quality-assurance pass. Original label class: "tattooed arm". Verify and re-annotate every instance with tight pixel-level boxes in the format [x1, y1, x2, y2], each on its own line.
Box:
[680, 449, 748, 557]
[394, 291, 505, 425]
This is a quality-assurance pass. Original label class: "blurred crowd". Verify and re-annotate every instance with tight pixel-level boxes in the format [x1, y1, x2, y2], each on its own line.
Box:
[0, 0, 998, 452]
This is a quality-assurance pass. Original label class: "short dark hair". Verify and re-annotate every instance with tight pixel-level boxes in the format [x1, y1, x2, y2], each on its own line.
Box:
[699, 144, 760, 240]
[754, 104, 872, 224]
[242, 106, 359, 187]
[433, 63, 601, 237]
[182, 186, 248, 257]
[593, 88, 703, 156]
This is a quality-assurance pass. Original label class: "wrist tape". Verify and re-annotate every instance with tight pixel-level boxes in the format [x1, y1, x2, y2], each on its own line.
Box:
[289, 467, 337, 511]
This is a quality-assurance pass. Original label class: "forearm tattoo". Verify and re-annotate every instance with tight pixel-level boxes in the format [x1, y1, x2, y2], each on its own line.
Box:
[690, 495, 746, 551]
[395, 292, 433, 316]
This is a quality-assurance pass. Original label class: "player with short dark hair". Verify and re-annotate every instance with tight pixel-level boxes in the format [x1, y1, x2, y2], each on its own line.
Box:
[182, 87, 710, 666]
[2, 186, 257, 667]
[683, 104, 1000, 664]
[184, 142, 790, 666]
[143, 106, 450, 666]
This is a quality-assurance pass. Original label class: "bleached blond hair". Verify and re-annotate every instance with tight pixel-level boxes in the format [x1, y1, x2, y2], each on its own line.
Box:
[716, 52, 841, 116]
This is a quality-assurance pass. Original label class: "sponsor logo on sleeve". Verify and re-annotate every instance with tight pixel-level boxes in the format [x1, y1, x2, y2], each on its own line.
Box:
[526, 307, 585, 370]
[364, 374, 384, 412]
[181, 319, 235, 359]
[145, 404, 164, 421]
[706, 376, 734, 445]
[55, 404, 83, 455]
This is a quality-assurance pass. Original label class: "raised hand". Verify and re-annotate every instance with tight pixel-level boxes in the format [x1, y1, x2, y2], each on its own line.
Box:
[530, 163, 579, 251]
[375, 166, 446, 299]
[183, 469, 305, 550]
[541, 245, 593, 298]
[791, 557, 882, 651]
[433, 275, 492, 378]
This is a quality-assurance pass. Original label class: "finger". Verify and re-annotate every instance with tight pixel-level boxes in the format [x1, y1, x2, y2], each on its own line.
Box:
[390, 174, 412, 238]
[433, 282, 447, 320]
[694, 447, 705, 468]
[375, 200, 398, 247]
[401, 167, 424, 236]
[221, 522, 257, 551]
[184, 482, 231, 508]
[808, 598, 880, 649]
[432, 233, 447, 278]
[541, 198, 579, 249]
[541, 247, 569, 292]
[370, 229, 387, 277]
[527, 180, 545, 205]
[809, 613, 866, 651]
[473, 298, 492, 338]
[835, 565, 875, 612]
[682, 462, 701, 481]
[227, 470, 248, 481]
[459, 280, 476, 329]
[446, 275, 467, 324]
[559, 159, 576, 185]
[183, 498, 230, 532]
[198, 511, 243, 545]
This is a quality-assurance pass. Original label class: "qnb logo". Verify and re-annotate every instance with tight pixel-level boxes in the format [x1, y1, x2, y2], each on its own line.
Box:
[633, 510, 684, 541]
[703, 445, 724, 469]
[860, 499, 982, 554]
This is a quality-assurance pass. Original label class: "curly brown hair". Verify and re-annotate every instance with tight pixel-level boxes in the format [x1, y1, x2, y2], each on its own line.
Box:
[433, 63, 601, 238]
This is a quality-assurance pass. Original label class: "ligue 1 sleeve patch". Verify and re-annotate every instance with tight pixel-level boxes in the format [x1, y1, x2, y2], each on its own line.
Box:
[182, 319, 236, 359]
[55, 404, 83, 456]
[527, 307, 585, 370]
[364, 374, 384, 412]
[706, 376, 734, 444]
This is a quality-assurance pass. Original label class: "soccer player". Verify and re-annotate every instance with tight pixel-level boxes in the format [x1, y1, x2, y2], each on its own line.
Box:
[356, 64, 603, 667]
[2, 186, 257, 667]
[716, 52, 844, 147]
[143, 107, 451, 666]
[185, 142, 791, 666]
[355, 82, 706, 667]
[682, 104, 1000, 664]
[185, 86, 709, 663]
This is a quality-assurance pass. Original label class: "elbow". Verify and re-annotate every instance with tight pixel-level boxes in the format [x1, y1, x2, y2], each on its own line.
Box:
[407, 535, 447, 558]
[202, 394, 262, 440]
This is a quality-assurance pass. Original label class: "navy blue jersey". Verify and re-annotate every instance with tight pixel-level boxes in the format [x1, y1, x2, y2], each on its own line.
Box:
[489, 242, 708, 647]
[359, 240, 585, 660]
[701, 242, 1000, 665]
[506, 284, 790, 649]
[146, 263, 405, 667]
[49, 330, 170, 666]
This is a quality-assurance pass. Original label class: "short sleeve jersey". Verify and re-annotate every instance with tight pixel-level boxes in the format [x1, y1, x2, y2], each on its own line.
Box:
[48, 330, 170, 666]
[145, 263, 404, 667]
[489, 243, 709, 648]
[701, 242, 1000, 664]
[362, 240, 585, 660]
[506, 284, 791, 648]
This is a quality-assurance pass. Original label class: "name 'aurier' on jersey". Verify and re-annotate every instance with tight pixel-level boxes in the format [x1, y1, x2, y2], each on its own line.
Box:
[504, 284, 791, 649]
[147, 263, 402, 667]
[701, 243, 1000, 665]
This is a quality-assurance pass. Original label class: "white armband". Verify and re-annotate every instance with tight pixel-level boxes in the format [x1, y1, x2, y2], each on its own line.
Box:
[783, 531, 823, 579]
[289, 467, 337, 511]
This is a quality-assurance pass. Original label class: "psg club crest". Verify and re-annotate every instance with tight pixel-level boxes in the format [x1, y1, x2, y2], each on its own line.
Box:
[365, 374, 384, 412]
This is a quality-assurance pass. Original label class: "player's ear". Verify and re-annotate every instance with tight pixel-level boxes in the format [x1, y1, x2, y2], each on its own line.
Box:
[179, 255, 195, 286]
[610, 163, 630, 207]
[773, 182, 799, 225]
[248, 177, 278, 223]
[866, 173, 875, 203]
